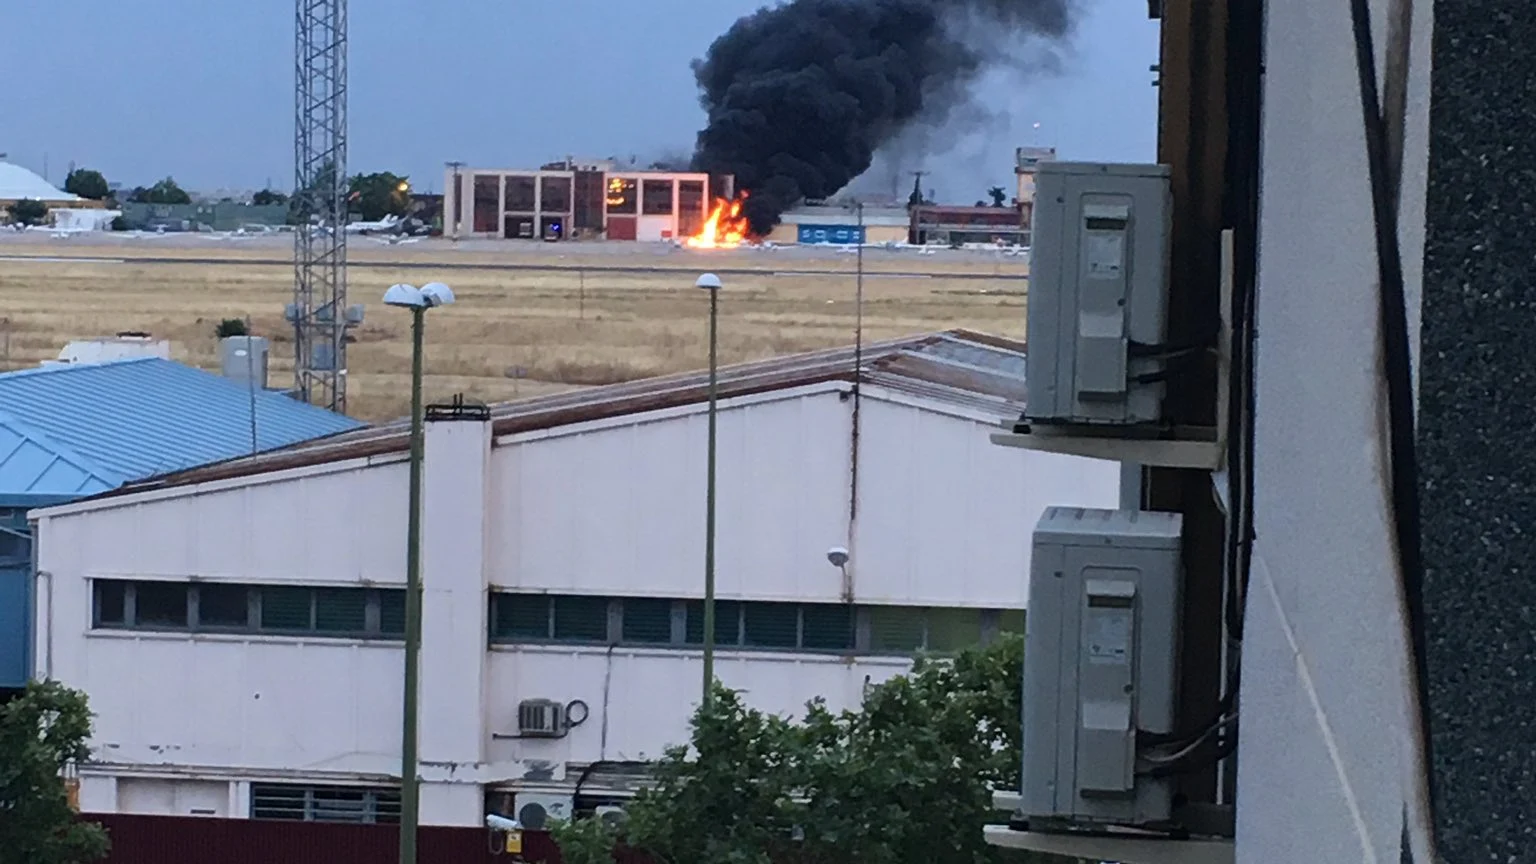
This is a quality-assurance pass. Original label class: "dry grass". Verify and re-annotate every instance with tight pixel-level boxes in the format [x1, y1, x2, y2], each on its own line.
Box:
[0, 238, 1027, 420]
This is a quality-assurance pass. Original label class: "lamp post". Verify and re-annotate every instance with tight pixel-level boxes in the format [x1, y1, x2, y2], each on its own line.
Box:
[696, 272, 722, 706]
[383, 280, 456, 864]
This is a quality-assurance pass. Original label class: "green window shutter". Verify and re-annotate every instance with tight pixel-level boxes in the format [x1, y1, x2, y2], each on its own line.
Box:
[315, 588, 368, 634]
[685, 600, 741, 646]
[493, 594, 550, 640]
[199, 584, 251, 628]
[742, 603, 799, 649]
[135, 582, 190, 628]
[552, 595, 609, 642]
[868, 606, 926, 652]
[621, 598, 674, 643]
[379, 590, 406, 635]
[801, 604, 855, 651]
[926, 608, 984, 653]
[261, 586, 314, 631]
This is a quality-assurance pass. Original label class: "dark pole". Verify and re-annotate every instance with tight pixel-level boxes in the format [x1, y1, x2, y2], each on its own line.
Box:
[399, 304, 425, 864]
[702, 285, 719, 706]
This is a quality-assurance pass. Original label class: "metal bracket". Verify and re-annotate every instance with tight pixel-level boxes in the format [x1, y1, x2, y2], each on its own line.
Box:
[993, 229, 1235, 472]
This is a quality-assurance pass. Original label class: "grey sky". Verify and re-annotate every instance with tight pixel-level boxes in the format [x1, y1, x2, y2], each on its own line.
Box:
[0, 1, 1157, 200]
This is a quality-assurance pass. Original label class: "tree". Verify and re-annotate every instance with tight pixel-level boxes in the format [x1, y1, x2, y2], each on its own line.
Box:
[594, 634, 1077, 864]
[62, 169, 110, 201]
[348, 172, 412, 222]
[215, 318, 248, 339]
[988, 186, 1009, 207]
[0, 681, 110, 864]
[7, 199, 48, 226]
[127, 177, 191, 205]
[251, 188, 289, 207]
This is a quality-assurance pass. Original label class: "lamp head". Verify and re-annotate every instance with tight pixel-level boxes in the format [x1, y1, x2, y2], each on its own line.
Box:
[420, 281, 456, 307]
[695, 273, 723, 291]
[383, 283, 424, 308]
[826, 546, 850, 568]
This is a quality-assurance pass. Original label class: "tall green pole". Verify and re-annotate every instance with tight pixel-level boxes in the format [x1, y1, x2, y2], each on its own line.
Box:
[702, 287, 719, 707]
[399, 305, 425, 864]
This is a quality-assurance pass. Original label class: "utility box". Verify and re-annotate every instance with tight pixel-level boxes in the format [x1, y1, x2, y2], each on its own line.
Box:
[220, 335, 269, 389]
[1022, 507, 1183, 829]
[1025, 163, 1172, 426]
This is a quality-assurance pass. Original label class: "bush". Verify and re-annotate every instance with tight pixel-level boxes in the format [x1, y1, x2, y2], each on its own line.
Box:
[6, 199, 48, 227]
[215, 318, 249, 339]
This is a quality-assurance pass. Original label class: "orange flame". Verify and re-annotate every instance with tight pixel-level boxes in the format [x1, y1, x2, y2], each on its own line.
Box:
[687, 193, 752, 249]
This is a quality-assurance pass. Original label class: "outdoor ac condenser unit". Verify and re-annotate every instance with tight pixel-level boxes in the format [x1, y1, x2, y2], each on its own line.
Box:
[1024, 162, 1173, 427]
[1021, 506, 1184, 829]
[514, 792, 573, 830]
[517, 699, 567, 737]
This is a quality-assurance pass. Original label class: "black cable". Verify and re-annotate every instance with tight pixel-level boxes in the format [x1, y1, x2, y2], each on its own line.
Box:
[1349, 0, 1436, 818]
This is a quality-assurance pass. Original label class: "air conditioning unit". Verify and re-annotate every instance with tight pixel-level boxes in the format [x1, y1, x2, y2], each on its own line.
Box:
[1021, 506, 1184, 830]
[518, 699, 568, 737]
[515, 792, 573, 830]
[1024, 162, 1172, 427]
[595, 804, 628, 829]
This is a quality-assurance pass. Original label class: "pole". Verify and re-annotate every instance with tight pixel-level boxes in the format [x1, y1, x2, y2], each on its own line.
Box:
[399, 306, 425, 864]
[702, 288, 719, 706]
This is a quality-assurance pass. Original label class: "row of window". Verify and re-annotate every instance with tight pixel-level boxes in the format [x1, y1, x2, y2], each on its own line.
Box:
[250, 783, 399, 824]
[489, 593, 1024, 655]
[88, 580, 1023, 655]
[92, 580, 405, 639]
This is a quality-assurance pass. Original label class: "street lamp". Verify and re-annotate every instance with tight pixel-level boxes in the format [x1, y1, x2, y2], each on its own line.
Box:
[697, 272, 722, 706]
[383, 280, 456, 864]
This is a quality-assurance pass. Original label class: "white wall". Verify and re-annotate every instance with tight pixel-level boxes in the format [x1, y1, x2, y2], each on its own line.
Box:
[1237, 0, 1433, 860]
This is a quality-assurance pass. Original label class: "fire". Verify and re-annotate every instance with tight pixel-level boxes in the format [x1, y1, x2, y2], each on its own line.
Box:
[687, 194, 752, 249]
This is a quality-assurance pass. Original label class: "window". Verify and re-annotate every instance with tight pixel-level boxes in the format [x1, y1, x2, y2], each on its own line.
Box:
[251, 783, 400, 824]
[641, 179, 674, 215]
[486, 592, 1002, 655]
[540, 176, 572, 212]
[678, 180, 706, 236]
[135, 582, 188, 627]
[621, 598, 674, 643]
[473, 175, 499, 232]
[606, 177, 637, 214]
[198, 583, 251, 628]
[504, 175, 537, 212]
[89, 580, 405, 640]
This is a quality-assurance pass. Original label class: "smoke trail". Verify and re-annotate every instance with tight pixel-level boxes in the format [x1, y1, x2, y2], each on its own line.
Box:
[690, 0, 1077, 234]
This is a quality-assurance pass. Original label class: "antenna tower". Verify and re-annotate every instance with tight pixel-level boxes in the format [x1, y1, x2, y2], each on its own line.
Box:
[289, 0, 356, 412]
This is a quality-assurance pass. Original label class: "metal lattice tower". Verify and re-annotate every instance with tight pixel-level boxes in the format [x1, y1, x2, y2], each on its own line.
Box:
[290, 0, 352, 413]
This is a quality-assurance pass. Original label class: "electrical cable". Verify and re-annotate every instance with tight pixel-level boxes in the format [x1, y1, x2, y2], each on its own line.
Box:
[1348, 0, 1437, 840]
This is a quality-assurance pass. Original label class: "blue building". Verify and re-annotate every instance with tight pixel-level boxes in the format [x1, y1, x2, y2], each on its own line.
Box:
[0, 358, 364, 691]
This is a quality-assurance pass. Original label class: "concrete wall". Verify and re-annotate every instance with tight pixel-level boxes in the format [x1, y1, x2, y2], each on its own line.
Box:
[1235, 0, 1433, 860]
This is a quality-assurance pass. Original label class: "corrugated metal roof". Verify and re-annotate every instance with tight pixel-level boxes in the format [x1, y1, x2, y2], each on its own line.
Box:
[0, 358, 363, 499]
[89, 329, 1028, 498]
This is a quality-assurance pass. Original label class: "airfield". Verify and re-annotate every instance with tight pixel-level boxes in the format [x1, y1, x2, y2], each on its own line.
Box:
[0, 232, 1028, 421]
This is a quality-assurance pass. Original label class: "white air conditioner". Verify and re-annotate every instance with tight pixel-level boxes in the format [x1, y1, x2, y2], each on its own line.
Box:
[516, 792, 573, 830]
[518, 699, 567, 737]
[595, 804, 628, 828]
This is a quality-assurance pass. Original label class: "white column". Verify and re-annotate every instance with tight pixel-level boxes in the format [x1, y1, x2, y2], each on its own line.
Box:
[418, 415, 492, 826]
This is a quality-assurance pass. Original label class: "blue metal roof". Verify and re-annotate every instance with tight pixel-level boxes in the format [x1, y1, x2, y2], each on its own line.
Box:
[0, 358, 363, 501]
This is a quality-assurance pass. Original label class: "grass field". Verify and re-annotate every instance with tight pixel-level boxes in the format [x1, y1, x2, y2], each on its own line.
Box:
[0, 235, 1028, 420]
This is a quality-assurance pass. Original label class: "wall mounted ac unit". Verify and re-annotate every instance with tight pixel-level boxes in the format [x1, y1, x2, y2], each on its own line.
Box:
[518, 699, 567, 737]
[515, 792, 573, 830]
[595, 804, 628, 828]
[1022, 506, 1185, 830]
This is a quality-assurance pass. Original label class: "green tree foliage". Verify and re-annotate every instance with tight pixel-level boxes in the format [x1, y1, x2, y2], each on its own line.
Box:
[590, 634, 1073, 864]
[548, 816, 625, 864]
[215, 318, 249, 339]
[347, 172, 412, 222]
[0, 681, 110, 864]
[6, 199, 48, 226]
[62, 169, 110, 201]
[987, 186, 1009, 207]
[251, 188, 289, 206]
[127, 177, 191, 205]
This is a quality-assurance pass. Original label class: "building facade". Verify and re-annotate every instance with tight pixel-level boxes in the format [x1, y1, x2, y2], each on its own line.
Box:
[442, 163, 727, 243]
[30, 332, 1119, 827]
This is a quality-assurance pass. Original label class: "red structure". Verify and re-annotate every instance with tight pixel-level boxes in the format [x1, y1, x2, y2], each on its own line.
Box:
[92, 814, 655, 864]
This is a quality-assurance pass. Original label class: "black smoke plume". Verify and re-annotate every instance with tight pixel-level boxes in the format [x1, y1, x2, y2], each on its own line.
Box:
[690, 0, 1077, 235]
